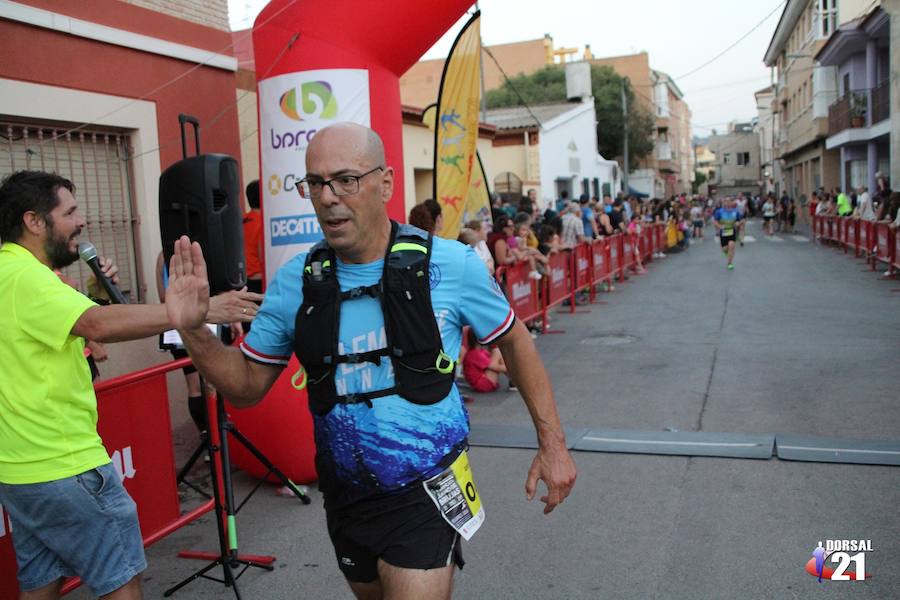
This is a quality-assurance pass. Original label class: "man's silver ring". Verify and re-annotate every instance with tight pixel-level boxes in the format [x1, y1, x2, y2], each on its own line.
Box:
[242, 307, 247, 314]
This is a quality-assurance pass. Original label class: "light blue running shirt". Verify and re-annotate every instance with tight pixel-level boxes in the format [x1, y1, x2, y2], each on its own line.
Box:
[242, 233, 514, 507]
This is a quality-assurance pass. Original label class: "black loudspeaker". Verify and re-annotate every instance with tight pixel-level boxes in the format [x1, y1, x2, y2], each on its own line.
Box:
[159, 116, 246, 295]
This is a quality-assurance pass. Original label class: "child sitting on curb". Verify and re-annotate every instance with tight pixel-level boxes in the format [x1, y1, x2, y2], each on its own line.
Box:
[462, 328, 509, 393]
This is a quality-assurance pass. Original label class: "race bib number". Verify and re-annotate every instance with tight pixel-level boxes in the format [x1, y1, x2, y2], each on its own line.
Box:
[724, 227, 734, 236]
[423, 451, 485, 541]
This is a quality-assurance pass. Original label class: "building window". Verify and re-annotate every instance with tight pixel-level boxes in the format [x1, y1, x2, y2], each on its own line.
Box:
[1, 121, 141, 301]
[494, 171, 522, 204]
[819, 0, 837, 38]
[849, 160, 867, 189]
[723, 153, 731, 165]
[737, 152, 751, 166]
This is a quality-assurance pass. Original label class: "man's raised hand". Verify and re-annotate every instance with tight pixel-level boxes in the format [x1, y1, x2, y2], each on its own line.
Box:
[165, 236, 209, 331]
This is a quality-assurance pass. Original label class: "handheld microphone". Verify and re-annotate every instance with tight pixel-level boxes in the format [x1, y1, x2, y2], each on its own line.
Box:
[77, 242, 128, 304]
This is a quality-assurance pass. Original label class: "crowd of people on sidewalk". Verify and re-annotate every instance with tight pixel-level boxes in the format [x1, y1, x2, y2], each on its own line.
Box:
[812, 172, 900, 231]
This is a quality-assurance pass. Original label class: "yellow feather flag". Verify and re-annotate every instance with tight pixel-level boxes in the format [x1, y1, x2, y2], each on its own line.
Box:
[464, 151, 492, 229]
[424, 103, 492, 231]
[433, 11, 481, 239]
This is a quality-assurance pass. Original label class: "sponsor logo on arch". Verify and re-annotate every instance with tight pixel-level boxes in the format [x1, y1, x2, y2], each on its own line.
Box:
[270, 214, 322, 246]
[268, 80, 338, 151]
[267, 172, 302, 197]
[279, 81, 338, 121]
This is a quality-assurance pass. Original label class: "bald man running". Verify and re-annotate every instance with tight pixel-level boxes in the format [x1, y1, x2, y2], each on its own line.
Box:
[165, 122, 576, 600]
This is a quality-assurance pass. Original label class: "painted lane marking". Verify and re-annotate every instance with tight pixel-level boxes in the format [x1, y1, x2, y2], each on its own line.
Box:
[581, 436, 763, 448]
[778, 445, 900, 456]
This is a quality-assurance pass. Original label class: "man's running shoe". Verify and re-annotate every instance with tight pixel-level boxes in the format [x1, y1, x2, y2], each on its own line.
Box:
[727, 263, 734, 270]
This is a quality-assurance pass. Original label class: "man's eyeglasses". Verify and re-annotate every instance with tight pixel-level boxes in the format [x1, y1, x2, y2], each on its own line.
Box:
[297, 166, 384, 199]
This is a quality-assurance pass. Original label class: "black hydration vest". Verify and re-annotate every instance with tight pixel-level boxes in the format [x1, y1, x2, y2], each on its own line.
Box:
[293, 222, 455, 416]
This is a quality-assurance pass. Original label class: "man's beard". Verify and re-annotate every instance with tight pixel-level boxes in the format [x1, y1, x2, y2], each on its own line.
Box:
[43, 218, 80, 269]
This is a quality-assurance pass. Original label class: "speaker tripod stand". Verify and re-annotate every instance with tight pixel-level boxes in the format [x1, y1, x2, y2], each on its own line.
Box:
[165, 390, 311, 599]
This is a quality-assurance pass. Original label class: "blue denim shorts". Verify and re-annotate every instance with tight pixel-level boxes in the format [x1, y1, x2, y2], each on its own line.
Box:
[0, 462, 146, 595]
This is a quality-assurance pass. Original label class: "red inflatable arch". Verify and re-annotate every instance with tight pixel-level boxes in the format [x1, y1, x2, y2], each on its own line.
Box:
[227, 0, 473, 484]
[253, 0, 472, 221]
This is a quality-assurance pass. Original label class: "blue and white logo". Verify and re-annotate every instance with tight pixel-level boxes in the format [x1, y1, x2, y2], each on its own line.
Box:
[429, 263, 441, 289]
[270, 214, 322, 246]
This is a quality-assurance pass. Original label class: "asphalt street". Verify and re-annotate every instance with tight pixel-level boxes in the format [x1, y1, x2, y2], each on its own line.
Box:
[70, 220, 900, 599]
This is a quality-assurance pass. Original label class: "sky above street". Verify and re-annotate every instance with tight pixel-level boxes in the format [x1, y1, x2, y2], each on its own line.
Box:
[228, 0, 784, 140]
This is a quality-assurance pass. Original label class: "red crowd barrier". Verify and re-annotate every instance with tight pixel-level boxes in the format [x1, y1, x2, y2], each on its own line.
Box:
[842, 219, 852, 254]
[860, 219, 872, 254]
[894, 229, 900, 274]
[1, 359, 215, 597]
[589, 238, 612, 303]
[622, 234, 634, 272]
[874, 223, 893, 269]
[846, 218, 858, 256]
[496, 260, 541, 325]
[572, 244, 592, 302]
[812, 215, 897, 277]
[544, 251, 570, 312]
[813, 215, 824, 240]
[493, 225, 667, 331]
[611, 234, 624, 281]
[640, 227, 653, 263]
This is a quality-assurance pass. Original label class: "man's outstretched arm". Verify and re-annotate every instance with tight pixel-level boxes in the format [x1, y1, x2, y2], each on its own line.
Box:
[165, 236, 282, 406]
[495, 319, 577, 514]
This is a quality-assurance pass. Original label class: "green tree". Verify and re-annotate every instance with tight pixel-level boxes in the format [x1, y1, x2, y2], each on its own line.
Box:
[485, 64, 656, 167]
[692, 170, 708, 194]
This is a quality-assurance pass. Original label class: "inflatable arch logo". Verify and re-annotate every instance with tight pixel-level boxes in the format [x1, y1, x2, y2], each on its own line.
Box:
[279, 81, 338, 121]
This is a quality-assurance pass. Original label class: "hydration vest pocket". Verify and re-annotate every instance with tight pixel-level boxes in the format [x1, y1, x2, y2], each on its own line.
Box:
[393, 351, 454, 404]
[305, 365, 336, 415]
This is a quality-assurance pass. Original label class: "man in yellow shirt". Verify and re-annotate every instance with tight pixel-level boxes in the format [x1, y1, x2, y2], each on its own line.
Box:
[0, 171, 259, 600]
[836, 187, 852, 217]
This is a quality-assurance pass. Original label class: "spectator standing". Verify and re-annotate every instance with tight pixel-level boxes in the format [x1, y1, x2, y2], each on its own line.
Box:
[242, 180, 263, 294]
[873, 172, 891, 211]
[465, 218, 495, 275]
[854, 186, 876, 222]
[835, 188, 852, 217]
[579, 194, 598, 239]
[408, 203, 436, 233]
[537, 224, 561, 256]
[487, 215, 516, 266]
[554, 189, 570, 214]
[560, 202, 585, 249]
[423, 198, 444, 234]
[608, 198, 627, 234]
[0, 171, 255, 600]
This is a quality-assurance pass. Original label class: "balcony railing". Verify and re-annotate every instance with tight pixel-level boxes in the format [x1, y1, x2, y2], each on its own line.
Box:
[872, 81, 889, 125]
[828, 91, 867, 135]
[828, 84, 890, 136]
